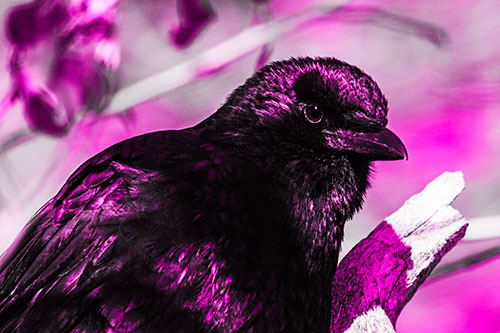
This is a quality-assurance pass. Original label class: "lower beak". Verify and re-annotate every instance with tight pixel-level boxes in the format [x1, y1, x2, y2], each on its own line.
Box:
[323, 128, 408, 161]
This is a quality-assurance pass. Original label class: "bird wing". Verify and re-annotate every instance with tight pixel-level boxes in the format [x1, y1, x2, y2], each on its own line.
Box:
[0, 132, 210, 331]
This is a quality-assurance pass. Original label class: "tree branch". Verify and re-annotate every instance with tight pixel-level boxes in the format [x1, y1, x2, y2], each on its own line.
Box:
[331, 171, 468, 332]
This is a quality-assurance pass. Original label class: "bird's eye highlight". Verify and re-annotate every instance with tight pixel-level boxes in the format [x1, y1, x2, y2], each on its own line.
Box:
[302, 104, 323, 124]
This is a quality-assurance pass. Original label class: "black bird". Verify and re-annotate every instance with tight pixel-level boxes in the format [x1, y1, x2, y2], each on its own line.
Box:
[0, 57, 406, 331]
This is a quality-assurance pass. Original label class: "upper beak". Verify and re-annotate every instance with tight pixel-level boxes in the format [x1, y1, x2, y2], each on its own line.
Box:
[323, 128, 408, 161]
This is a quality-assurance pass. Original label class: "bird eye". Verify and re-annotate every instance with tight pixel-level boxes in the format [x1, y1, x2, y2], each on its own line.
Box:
[302, 104, 323, 124]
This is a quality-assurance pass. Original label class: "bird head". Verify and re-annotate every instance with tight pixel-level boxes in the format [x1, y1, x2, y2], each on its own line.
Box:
[204, 56, 406, 224]
[200, 57, 407, 274]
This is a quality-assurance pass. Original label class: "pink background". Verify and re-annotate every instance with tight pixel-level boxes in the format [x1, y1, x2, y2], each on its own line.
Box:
[0, 1, 499, 331]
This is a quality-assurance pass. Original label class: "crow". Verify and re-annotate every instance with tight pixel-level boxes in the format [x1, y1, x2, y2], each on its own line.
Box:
[0, 57, 406, 332]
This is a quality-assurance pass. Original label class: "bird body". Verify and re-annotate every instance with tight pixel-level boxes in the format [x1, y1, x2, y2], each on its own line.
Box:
[0, 57, 406, 331]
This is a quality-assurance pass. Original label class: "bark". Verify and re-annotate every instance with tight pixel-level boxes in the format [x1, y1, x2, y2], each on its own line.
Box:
[331, 171, 468, 332]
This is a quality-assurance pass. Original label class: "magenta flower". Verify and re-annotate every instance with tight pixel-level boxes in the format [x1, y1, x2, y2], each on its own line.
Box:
[169, 0, 215, 48]
[3, 0, 121, 136]
[5, 1, 69, 49]
[23, 89, 70, 136]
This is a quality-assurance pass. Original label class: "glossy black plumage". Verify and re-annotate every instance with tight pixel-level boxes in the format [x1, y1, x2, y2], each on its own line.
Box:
[0, 57, 406, 331]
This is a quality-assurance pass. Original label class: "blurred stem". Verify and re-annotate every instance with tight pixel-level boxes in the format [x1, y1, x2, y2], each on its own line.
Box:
[0, 130, 37, 154]
[107, 0, 350, 114]
[108, 2, 449, 114]
[463, 215, 500, 240]
[0, 91, 14, 124]
[429, 245, 500, 281]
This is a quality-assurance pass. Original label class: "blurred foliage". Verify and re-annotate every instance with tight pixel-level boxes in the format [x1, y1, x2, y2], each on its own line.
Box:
[0, 1, 499, 331]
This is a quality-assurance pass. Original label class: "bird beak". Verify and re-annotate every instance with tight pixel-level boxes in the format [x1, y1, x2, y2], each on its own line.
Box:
[323, 128, 408, 161]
